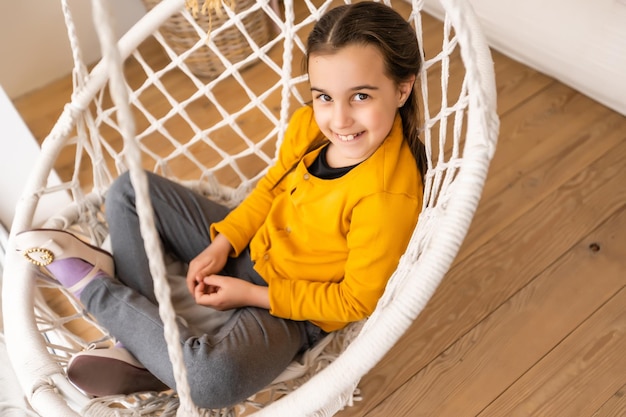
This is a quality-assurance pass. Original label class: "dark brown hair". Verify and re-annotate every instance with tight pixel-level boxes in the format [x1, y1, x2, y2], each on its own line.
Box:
[306, 2, 426, 179]
[275, 2, 426, 188]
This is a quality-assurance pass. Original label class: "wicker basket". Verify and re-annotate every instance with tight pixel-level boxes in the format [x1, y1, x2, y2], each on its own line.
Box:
[142, 0, 270, 78]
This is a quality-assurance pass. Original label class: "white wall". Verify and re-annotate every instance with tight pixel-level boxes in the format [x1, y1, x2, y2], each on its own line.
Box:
[422, 0, 626, 116]
[0, 0, 146, 231]
[0, 0, 146, 99]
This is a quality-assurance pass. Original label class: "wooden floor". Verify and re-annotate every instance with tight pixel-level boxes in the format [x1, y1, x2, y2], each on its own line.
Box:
[12, 4, 626, 417]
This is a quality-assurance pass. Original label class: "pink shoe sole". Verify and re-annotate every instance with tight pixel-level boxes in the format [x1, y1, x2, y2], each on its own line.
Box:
[15, 228, 114, 277]
[67, 347, 170, 396]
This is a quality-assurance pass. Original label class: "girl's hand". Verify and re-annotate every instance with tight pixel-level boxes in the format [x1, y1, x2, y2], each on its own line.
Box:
[186, 234, 232, 295]
[194, 275, 270, 311]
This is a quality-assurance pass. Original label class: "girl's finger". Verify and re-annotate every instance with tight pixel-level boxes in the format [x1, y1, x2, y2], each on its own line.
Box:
[202, 275, 223, 286]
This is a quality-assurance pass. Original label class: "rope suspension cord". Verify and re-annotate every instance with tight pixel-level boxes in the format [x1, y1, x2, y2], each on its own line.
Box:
[90, 0, 199, 415]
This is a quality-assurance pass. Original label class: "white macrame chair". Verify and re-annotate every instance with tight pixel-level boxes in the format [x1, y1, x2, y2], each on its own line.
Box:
[2, 0, 498, 416]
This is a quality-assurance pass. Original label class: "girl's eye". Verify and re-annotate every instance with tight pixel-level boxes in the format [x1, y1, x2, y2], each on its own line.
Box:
[317, 94, 332, 103]
[354, 93, 369, 101]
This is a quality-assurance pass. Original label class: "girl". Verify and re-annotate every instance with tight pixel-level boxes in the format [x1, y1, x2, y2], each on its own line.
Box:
[16, 1, 425, 409]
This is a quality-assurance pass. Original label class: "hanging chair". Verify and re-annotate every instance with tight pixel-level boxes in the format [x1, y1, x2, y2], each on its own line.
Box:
[2, 0, 498, 416]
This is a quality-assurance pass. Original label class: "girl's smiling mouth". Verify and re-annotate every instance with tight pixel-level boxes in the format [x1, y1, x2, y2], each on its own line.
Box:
[336, 131, 364, 142]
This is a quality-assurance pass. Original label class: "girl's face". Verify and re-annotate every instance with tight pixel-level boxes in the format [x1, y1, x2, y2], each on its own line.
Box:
[308, 44, 414, 168]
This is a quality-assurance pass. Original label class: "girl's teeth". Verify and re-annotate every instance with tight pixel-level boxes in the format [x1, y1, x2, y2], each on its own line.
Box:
[339, 134, 355, 141]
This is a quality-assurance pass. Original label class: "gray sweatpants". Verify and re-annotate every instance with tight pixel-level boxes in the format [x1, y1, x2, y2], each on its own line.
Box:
[80, 171, 323, 409]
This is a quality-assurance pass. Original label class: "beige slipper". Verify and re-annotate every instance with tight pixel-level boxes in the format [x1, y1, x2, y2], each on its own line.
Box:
[15, 228, 114, 276]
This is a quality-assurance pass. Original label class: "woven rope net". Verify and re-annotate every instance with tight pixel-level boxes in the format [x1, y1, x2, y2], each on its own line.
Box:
[2, 0, 498, 416]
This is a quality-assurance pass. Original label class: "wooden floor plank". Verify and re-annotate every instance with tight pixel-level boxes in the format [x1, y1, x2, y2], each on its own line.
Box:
[490, 55, 553, 116]
[487, 83, 616, 177]
[13, 75, 73, 143]
[364, 206, 626, 416]
[592, 384, 626, 417]
[459, 87, 626, 261]
[480, 287, 626, 417]
[338, 138, 626, 416]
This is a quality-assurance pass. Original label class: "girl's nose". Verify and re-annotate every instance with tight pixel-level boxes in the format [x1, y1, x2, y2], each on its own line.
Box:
[332, 102, 353, 129]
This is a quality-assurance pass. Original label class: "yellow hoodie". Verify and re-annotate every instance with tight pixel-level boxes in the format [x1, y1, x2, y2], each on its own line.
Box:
[211, 106, 422, 332]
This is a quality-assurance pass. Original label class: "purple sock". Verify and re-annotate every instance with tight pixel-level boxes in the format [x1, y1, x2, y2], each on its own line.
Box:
[45, 258, 108, 297]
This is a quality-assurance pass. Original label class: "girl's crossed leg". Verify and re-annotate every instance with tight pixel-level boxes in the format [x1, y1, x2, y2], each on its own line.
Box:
[79, 172, 319, 409]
